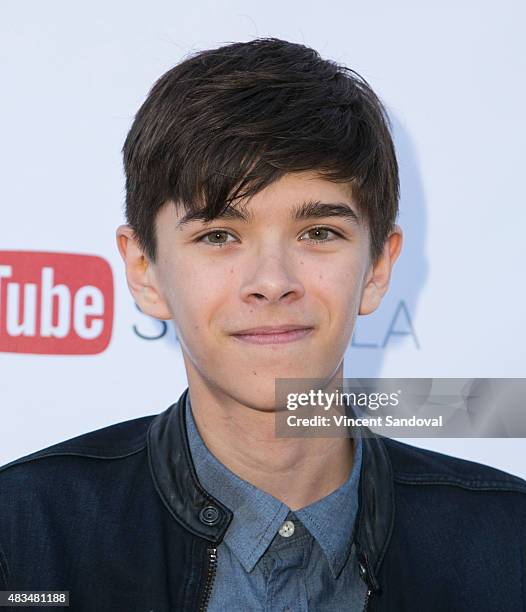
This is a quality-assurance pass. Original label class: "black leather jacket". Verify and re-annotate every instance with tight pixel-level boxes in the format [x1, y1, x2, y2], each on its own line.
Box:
[1, 387, 525, 611]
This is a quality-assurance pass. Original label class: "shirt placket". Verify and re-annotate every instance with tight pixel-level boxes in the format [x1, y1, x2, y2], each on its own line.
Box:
[260, 511, 313, 612]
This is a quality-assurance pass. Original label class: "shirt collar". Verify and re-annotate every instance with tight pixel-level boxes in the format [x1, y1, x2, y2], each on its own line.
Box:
[185, 392, 362, 578]
[294, 433, 362, 577]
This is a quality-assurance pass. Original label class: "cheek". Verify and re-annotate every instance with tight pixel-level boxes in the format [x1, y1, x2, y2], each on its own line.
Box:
[309, 256, 364, 310]
[163, 259, 227, 334]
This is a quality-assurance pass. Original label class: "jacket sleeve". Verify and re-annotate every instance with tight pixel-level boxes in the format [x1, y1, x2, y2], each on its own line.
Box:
[0, 540, 8, 589]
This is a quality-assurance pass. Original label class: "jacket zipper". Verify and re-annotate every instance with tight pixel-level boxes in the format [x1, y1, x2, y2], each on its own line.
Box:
[363, 587, 372, 611]
[198, 547, 218, 612]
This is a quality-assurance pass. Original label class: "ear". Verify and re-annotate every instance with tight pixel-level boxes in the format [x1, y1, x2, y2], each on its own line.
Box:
[359, 225, 403, 315]
[115, 225, 172, 320]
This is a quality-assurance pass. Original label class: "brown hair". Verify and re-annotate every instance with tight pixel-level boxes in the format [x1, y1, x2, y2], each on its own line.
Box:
[123, 37, 399, 262]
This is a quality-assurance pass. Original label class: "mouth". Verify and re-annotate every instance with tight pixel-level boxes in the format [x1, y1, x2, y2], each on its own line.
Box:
[231, 326, 314, 345]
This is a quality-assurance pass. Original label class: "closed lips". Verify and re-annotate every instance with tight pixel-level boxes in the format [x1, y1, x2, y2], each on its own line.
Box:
[233, 325, 313, 335]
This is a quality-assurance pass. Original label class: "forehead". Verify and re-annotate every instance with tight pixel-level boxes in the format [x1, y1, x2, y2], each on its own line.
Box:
[172, 171, 363, 227]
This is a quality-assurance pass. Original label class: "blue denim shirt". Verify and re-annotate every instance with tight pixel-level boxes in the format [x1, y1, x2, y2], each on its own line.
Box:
[185, 394, 367, 611]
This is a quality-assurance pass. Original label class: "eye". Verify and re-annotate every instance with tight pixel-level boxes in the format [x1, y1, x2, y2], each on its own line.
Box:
[299, 226, 342, 244]
[197, 230, 237, 247]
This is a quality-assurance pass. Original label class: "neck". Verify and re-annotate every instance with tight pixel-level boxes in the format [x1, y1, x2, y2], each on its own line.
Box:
[185, 366, 355, 511]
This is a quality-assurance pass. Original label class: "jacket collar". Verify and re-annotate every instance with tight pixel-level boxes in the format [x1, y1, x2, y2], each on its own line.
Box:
[147, 387, 394, 593]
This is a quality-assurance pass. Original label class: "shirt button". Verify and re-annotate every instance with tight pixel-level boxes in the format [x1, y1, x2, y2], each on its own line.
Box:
[278, 520, 295, 538]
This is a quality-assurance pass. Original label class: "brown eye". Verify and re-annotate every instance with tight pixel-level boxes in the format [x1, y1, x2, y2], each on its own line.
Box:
[199, 230, 236, 247]
[300, 226, 340, 243]
[208, 231, 228, 243]
[309, 228, 329, 241]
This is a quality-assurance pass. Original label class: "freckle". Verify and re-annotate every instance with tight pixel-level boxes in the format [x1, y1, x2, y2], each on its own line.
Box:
[230, 268, 234, 274]
[252, 371, 257, 376]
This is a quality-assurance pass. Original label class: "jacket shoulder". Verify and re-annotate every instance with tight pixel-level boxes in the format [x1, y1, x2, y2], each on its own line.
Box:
[0, 414, 155, 475]
[377, 438, 526, 608]
[0, 413, 161, 591]
[381, 436, 526, 493]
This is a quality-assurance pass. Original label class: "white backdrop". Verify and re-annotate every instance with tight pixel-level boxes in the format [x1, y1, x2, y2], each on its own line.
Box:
[1, 0, 525, 477]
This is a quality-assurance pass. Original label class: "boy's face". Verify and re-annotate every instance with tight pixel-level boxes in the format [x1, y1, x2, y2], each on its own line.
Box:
[117, 170, 402, 410]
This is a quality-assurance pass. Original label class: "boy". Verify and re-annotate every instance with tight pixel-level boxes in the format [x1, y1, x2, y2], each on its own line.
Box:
[1, 37, 525, 611]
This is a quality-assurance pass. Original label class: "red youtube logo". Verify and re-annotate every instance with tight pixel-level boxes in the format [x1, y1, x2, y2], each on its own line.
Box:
[0, 251, 114, 355]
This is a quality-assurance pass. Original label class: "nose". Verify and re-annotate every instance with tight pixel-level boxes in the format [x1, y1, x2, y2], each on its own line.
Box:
[239, 250, 305, 305]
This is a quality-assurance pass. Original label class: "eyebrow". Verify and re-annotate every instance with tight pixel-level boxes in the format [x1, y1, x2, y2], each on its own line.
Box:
[176, 199, 361, 227]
